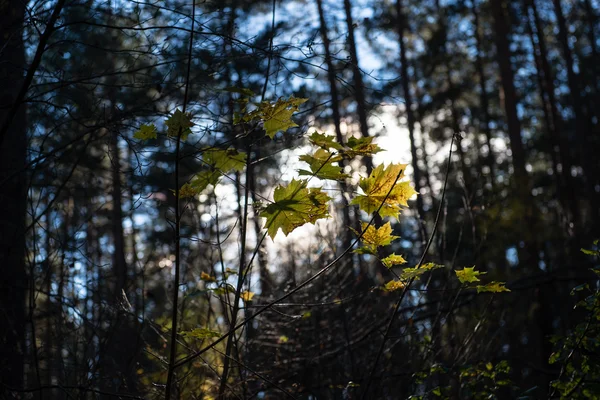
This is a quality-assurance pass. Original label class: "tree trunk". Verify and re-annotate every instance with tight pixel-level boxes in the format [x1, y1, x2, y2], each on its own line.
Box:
[316, 0, 353, 254]
[396, 0, 427, 242]
[343, 0, 373, 172]
[526, 0, 578, 229]
[470, 0, 496, 190]
[0, 0, 27, 390]
[552, 0, 599, 226]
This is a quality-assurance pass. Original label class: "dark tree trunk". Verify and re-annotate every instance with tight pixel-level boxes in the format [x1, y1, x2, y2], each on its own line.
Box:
[316, 0, 353, 254]
[552, 0, 599, 226]
[343, 0, 373, 172]
[471, 0, 496, 190]
[396, 0, 427, 242]
[526, 0, 578, 229]
[0, 0, 27, 390]
[491, 0, 529, 188]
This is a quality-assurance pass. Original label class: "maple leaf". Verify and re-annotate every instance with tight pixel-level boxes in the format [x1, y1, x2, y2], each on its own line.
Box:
[166, 109, 194, 140]
[299, 148, 347, 181]
[381, 253, 407, 268]
[343, 136, 382, 158]
[133, 124, 157, 140]
[384, 280, 405, 292]
[455, 266, 486, 284]
[240, 291, 255, 302]
[245, 97, 307, 138]
[308, 131, 343, 151]
[350, 163, 417, 218]
[260, 179, 331, 239]
[476, 282, 511, 293]
[178, 170, 221, 198]
[400, 262, 443, 280]
[353, 222, 399, 255]
[203, 148, 246, 172]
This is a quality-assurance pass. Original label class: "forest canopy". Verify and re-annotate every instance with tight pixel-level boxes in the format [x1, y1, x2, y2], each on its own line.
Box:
[1, 0, 600, 399]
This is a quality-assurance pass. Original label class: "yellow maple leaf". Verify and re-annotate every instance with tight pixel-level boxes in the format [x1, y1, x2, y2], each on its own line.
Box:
[455, 266, 486, 284]
[384, 280, 405, 291]
[381, 253, 407, 268]
[350, 163, 417, 218]
[353, 222, 399, 254]
[240, 291, 255, 302]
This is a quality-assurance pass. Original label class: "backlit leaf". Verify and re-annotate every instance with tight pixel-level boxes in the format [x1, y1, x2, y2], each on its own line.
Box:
[476, 282, 510, 293]
[343, 136, 382, 157]
[204, 148, 246, 172]
[133, 124, 157, 140]
[384, 280, 405, 292]
[353, 222, 399, 255]
[299, 149, 347, 180]
[400, 263, 443, 280]
[308, 131, 343, 151]
[240, 291, 255, 302]
[166, 109, 194, 140]
[351, 163, 417, 218]
[455, 266, 486, 284]
[381, 253, 407, 268]
[260, 179, 331, 239]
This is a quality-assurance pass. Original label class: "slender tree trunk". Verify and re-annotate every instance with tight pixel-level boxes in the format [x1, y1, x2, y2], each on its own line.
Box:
[316, 0, 353, 254]
[343, 0, 373, 172]
[492, 4, 553, 394]
[470, 0, 496, 190]
[435, 0, 473, 194]
[526, 0, 578, 228]
[552, 0, 599, 226]
[396, 0, 427, 242]
[0, 0, 27, 390]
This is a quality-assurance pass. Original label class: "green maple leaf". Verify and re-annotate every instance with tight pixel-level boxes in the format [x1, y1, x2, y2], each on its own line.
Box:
[178, 170, 221, 198]
[260, 178, 331, 239]
[455, 266, 486, 284]
[476, 282, 510, 293]
[166, 109, 194, 140]
[299, 148, 347, 180]
[400, 262, 443, 280]
[254, 97, 308, 138]
[351, 163, 417, 218]
[133, 124, 157, 140]
[308, 131, 343, 151]
[203, 148, 246, 172]
[343, 136, 382, 158]
[352, 222, 399, 255]
[381, 253, 407, 268]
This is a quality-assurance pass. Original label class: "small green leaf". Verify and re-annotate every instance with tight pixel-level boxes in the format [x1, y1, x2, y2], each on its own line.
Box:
[343, 136, 382, 157]
[475, 281, 510, 293]
[400, 263, 443, 280]
[166, 109, 194, 140]
[133, 124, 157, 140]
[308, 131, 343, 151]
[204, 148, 247, 172]
[455, 266, 486, 284]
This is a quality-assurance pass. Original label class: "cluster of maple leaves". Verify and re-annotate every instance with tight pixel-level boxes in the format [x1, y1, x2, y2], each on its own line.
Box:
[134, 93, 509, 304]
